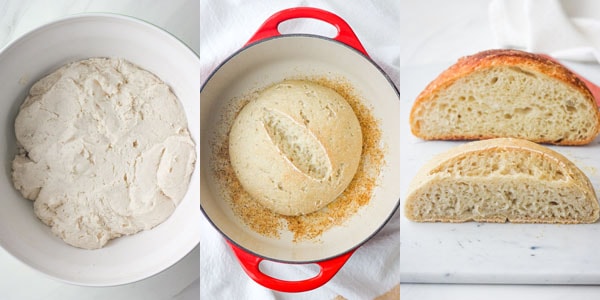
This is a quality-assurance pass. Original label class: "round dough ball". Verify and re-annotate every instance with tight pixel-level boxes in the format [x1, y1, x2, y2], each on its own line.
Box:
[229, 80, 362, 216]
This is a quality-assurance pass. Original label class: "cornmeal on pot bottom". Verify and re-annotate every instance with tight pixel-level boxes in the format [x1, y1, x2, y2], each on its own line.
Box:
[12, 58, 196, 249]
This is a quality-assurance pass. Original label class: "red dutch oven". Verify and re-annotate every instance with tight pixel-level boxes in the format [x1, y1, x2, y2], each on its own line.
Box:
[200, 7, 400, 292]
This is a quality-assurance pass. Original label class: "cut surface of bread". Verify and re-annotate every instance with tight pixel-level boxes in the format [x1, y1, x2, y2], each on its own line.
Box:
[404, 138, 599, 224]
[410, 49, 600, 145]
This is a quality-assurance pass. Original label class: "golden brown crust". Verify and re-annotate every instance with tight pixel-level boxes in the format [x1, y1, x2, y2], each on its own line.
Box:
[409, 49, 600, 145]
[404, 138, 600, 224]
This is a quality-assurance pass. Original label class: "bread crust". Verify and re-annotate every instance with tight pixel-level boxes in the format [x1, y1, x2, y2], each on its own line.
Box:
[404, 138, 600, 224]
[409, 49, 600, 145]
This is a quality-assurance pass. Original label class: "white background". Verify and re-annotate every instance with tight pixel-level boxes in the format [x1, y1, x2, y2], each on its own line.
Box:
[200, 0, 400, 299]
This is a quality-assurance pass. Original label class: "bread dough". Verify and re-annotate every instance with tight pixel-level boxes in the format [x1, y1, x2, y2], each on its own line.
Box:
[229, 80, 362, 216]
[12, 58, 196, 249]
[404, 138, 599, 223]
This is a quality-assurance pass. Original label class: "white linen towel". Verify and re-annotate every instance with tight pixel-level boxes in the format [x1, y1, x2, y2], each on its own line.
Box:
[489, 0, 600, 63]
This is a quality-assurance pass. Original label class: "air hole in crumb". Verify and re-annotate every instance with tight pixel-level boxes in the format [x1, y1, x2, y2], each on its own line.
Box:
[515, 107, 532, 114]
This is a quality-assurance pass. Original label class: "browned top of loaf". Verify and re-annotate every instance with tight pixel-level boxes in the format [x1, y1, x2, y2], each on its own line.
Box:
[409, 49, 599, 145]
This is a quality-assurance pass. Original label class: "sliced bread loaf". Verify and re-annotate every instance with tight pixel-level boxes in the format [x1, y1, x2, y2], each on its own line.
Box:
[404, 138, 599, 223]
[410, 49, 600, 145]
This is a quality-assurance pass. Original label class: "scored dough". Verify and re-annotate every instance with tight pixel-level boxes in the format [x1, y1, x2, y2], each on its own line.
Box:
[229, 80, 362, 216]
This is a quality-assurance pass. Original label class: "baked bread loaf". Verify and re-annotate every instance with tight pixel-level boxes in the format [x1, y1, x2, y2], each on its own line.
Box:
[410, 49, 600, 145]
[404, 138, 599, 223]
[229, 80, 362, 216]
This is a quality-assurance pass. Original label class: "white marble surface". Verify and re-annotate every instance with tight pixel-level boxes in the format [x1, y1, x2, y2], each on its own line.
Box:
[0, 1, 199, 299]
[400, 0, 600, 298]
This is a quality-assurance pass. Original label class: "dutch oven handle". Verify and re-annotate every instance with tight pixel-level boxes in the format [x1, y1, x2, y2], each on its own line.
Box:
[227, 240, 354, 293]
[246, 7, 369, 57]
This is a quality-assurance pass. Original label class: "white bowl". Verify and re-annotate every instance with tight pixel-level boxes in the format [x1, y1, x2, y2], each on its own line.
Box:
[0, 14, 200, 286]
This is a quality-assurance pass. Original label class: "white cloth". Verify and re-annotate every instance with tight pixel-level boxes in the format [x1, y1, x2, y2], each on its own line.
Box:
[200, 0, 399, 90]
[489, 0, 600, 63]
[200, 211, 400, 300]
[199, 0, 400, 299]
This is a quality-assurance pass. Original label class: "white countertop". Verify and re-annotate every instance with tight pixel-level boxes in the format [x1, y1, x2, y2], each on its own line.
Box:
[400, 0, 600, 299]
[0, 1, 199, 299]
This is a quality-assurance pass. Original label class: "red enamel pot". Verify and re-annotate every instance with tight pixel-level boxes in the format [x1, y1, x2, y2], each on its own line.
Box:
[200, 7, 400, 292]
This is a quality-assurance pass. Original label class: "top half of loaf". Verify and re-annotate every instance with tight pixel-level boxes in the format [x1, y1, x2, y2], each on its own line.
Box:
[409, 49, 600, 145]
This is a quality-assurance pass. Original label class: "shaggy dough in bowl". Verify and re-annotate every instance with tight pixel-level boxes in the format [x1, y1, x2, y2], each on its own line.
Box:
[12, 58, 196, 249]
[229, 80, 362, 216]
